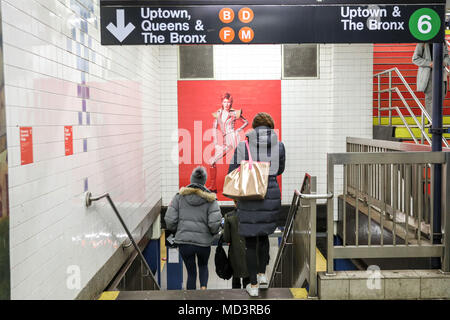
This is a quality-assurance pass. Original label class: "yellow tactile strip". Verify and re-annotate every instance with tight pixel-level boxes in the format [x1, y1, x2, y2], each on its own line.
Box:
[316, 248, 327, 272]
[373, 116, 450, 126]
[98, 291, 120, 300]
[289, 288, 308, 299]
[160, 230, 167, 271]
[395, 127, 450, 139]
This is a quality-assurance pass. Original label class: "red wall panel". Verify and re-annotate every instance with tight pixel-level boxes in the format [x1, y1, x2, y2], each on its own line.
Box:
[177, 80, 282, 201]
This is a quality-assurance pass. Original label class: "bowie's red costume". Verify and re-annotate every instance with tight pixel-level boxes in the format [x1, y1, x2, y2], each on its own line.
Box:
[206, 93, 248, 192]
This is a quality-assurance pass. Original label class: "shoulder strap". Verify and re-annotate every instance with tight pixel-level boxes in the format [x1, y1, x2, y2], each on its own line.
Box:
[245, 139, 253, 170]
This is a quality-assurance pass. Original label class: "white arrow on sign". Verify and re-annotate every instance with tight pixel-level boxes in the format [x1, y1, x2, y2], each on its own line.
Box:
[106, 9, 135, 43]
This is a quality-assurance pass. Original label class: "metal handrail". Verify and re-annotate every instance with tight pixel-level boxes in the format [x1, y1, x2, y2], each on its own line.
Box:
[446, 40, 450, 74]
[374, 67, 431, 123]
[393, 86, 433, 144]
[345, 137, 450, 241]
[326, 151, 449, 275]
[295, 190, 333, 200]
[346, 136, 450, 152]
[270, 189, 301, 288]
[85, 191, 161, 290]
[382, 105, 421, 144]
[270, 174, 332, 297]
[374, 67, 449, 148]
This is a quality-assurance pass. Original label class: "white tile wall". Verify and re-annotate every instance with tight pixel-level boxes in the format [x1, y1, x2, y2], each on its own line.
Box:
[160, 46, 178, 205]
[214, 45, 282, 80]
[161, 44, 373, 206]
[282, 44, 334, 201]
[2, 0, 161, 299]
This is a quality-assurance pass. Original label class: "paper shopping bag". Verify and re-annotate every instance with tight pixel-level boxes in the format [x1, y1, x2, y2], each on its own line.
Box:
[222, 140, 270, 200]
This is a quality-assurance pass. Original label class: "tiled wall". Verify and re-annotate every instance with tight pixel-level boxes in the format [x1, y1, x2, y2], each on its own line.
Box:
[2, 0, 161, 299]
[160, 46, 178, 205]
[282, 44, 334, 201]
[331, 44, 373, 216]
[161, 44, 373, 206]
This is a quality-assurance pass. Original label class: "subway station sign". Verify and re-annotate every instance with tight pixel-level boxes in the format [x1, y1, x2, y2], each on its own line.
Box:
[100, 1, 446, 45]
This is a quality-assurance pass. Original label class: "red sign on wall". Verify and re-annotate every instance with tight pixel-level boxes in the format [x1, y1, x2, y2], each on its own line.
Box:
[64, 126, 73, 156]
[20, 127, 33, 165]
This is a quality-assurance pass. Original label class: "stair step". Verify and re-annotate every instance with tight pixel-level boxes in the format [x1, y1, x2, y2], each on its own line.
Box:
[373, 117, 429, 126]
[98, 288, 310, 300]
[394, 127, 450, 139]
[374, 116, 450, 126]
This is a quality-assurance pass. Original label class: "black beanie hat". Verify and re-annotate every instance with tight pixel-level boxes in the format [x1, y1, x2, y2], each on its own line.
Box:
[190, 166, 207, 185]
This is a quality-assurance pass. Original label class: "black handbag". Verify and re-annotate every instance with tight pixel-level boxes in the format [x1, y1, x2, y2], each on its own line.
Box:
[215, 235, 233, 280]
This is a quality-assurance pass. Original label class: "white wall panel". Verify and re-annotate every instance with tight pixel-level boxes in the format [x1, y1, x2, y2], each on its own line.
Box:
[330, 44, 373, 217]
[160, 46, 178, 205]
[2, 0, 161, 299]
[282, 44, 334, 202]
[214, 45, 281, 80]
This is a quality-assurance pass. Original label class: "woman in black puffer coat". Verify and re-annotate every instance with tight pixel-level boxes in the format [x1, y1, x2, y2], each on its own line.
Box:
[227, 112, 285, 296]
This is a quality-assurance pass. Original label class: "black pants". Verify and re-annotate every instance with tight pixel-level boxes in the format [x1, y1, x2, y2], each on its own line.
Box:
[232, 276, 250, 289]
[178, 244, 211, 290]
[245, 235, 270, 285]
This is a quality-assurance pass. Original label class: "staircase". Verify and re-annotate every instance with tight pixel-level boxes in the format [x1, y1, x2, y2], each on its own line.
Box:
[373, 41, 450, 145]
[373, 116, 450, 142]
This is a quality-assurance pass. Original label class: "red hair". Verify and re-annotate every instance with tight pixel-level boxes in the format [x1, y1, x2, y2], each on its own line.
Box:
[221, 92, 233, 107]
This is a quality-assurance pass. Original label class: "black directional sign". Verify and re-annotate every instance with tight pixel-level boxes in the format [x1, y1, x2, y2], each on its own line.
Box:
[100, 2, 446, 45]
[100, 1, 446, 5]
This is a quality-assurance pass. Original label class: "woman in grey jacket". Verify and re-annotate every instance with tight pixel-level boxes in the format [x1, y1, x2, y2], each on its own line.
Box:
[164, 166, 222, 290]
